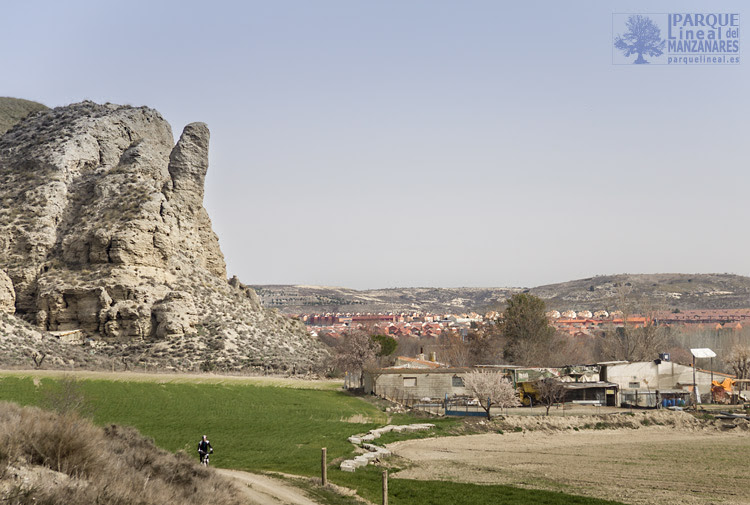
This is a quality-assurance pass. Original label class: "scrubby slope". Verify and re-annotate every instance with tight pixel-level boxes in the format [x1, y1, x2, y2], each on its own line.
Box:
[253, 285, 521, 314]
[0, 312, 115, 369]
[255, 274, 750, 314]
[0, 97, 47, 135]
[529, 273, 750, 311]
[0, 402, 244, 505]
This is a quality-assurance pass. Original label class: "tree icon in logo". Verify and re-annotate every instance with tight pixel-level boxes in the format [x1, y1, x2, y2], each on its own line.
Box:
[614, 15, 665, 64]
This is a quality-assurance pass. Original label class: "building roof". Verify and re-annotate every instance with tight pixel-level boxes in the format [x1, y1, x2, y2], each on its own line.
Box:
[394, 356, 443, 368]
[563, 382, 618, 390]
[365, 367, 475, 375]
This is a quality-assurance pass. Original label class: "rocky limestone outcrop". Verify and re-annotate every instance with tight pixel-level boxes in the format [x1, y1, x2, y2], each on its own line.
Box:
[0, 270, 14, 313]
[0, 102, 327, 372]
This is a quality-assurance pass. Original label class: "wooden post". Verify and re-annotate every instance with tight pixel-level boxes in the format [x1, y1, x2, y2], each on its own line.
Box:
[692, 354, 697, 407]
[382, 469, 388, 505]
[321, 448, 327, 486]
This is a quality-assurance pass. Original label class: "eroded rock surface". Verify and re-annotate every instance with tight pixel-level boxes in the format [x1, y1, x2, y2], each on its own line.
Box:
[0, 102, 327, 372]
[0, 270, 14, 313]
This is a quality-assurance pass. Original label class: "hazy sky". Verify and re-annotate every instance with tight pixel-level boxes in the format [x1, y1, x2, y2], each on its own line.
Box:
[2, 1, 748, 289]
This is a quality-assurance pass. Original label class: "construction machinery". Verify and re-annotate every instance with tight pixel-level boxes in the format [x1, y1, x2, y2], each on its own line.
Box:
[517, 381, 540, 406]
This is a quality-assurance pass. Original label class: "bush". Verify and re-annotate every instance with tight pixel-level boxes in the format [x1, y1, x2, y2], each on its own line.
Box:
[40, 375, 93, 417]
[0, 402, 244, 505]
[20, 410, 103, 476]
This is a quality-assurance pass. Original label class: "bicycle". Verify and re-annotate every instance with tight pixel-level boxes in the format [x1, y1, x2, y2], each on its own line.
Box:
[199, 448, 213, 466]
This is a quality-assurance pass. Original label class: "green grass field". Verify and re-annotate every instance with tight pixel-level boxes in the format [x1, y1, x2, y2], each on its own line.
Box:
[0, 375, 624, 505]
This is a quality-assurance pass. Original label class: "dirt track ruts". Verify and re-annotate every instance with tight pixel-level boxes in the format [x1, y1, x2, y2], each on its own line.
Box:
[217, 469, 321, 505]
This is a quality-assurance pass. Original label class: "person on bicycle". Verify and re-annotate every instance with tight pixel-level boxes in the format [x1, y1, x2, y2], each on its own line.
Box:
[197, 435, 213, 464]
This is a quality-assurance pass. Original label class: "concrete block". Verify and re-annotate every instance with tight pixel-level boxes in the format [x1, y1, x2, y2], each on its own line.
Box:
[371, 425, 394, 437]
[362, 452, 379, 461]
[348, 436, 362, 445]
[353, 455, 370, 467]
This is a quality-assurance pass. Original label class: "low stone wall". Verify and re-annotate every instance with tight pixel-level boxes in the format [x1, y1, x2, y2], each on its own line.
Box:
[340, 423, 434, 472]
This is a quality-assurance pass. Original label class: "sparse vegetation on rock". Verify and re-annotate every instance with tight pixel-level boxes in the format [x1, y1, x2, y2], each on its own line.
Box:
[0, 97, 48, 135]
[0, 101, 328, 372]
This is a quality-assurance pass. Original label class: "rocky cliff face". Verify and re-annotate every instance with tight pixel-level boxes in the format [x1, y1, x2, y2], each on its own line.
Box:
[0, 102, 327, 372]
[0, 270, 14, 313]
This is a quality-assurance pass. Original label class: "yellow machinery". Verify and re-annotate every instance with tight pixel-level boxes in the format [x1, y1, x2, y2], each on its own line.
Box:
[517, 382, 540, 407]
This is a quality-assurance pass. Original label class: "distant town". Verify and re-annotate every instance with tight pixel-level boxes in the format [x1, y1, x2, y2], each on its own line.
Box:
[298, 308, 750, 339]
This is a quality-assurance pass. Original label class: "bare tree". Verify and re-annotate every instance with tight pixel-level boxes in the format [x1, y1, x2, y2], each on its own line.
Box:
[438, 331, 471, 367]
[463, 370, 520, 419]
[597, 293, 669, 362]
[467, 324, 505, 366]
[334, 329, 378, 388]
[41, 375, 94, 417]
[726, 344, 750, 380]
[551, 333, 595, 366]
[534, 377, 566, 416]
[597, 322, 669, 362]
[31, 352, 46, 369]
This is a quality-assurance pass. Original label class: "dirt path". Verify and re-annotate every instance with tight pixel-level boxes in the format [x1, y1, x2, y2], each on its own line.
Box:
[389, 428, 750, 505]
[217, 469, 322, 505]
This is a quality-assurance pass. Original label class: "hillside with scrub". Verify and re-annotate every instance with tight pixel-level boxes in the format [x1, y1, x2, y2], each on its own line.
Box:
[0, 97, 47, 135]
[254, 273, 750, 314]
[0, 401, 244, 505]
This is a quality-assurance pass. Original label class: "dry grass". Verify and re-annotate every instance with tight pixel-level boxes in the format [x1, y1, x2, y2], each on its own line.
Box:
[389, 411, 750, 505]
[0, 402, 245, 505]
[0, 97, 47, 135]
[0, 368, 342, 390]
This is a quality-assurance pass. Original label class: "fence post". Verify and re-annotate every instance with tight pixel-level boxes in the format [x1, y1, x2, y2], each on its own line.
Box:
[382, 469, 388, 505]
[321, 448, 327, 486]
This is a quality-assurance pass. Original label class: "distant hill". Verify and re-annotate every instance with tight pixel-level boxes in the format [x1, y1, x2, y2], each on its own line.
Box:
[253, 273, 750, 314]
[252, 285, 521, 314]
[0, 97, 48, 135]
[529, 273, 750, 312]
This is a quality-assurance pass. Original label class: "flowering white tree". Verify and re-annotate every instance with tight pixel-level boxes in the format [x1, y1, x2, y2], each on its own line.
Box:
[463, 370, 520, 419]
